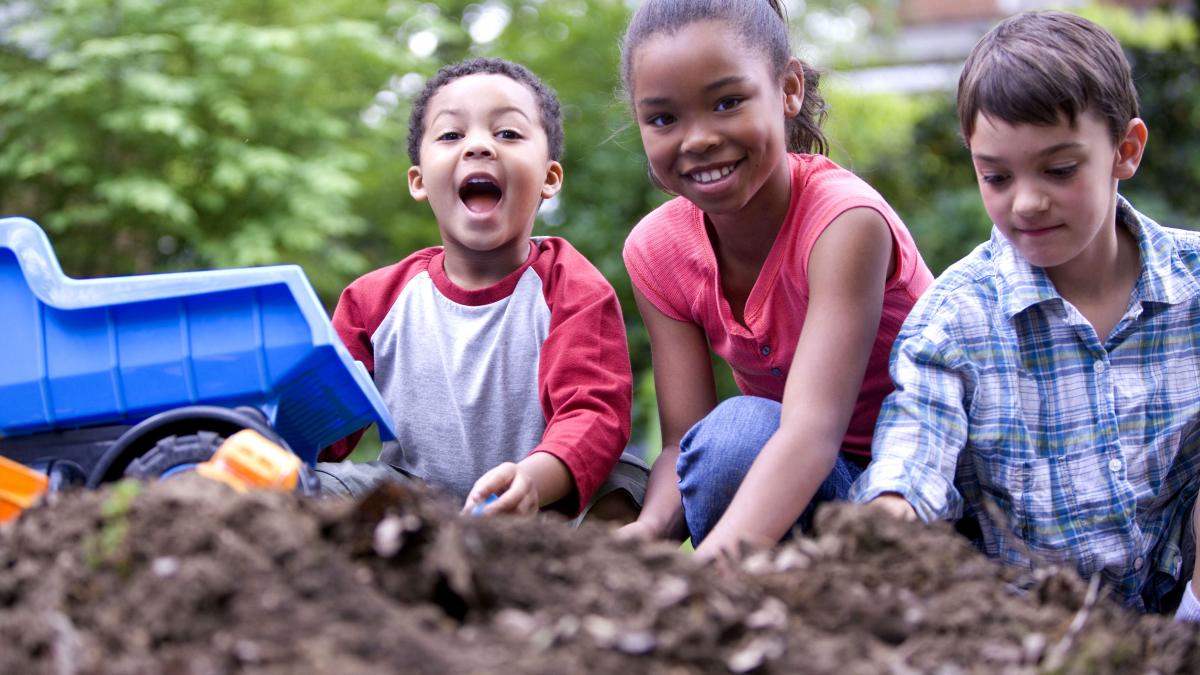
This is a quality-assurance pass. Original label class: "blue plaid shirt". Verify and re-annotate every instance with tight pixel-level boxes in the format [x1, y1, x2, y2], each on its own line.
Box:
[852, 198, 1200, 610]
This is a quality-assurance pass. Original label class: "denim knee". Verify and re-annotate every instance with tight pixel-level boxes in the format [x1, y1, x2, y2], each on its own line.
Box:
[677, 396, 780, 544]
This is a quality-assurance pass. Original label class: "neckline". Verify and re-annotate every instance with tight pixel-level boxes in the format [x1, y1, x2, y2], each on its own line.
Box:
[691, 153, 802, 335]
[429, 240, 539, 306]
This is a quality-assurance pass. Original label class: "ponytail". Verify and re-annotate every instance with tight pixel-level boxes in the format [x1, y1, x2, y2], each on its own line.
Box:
[790, 61, 829, 156]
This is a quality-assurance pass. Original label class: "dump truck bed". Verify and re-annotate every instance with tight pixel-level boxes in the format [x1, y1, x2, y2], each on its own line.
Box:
[0, 217, 395, 464]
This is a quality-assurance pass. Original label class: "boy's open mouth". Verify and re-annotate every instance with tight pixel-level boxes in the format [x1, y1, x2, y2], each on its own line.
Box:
[459, 177, 503, 214]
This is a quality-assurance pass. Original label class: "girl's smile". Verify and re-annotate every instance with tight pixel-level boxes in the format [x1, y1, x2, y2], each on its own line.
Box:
[686, 160, 740, 186]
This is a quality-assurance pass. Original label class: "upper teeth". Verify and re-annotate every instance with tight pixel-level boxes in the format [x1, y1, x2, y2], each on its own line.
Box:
[691, 165, 734, 184]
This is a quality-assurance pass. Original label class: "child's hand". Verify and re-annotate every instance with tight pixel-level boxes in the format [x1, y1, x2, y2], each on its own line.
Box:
[462, 462, 539, 517]
[615, 520, 659, 542]
[1191, 501, 1200, 593]
[869, 493, 917, 521]
[695, 530, 774, 567]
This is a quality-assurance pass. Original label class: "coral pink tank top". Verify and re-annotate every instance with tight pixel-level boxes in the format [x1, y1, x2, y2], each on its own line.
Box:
[623, 154, 933, 460]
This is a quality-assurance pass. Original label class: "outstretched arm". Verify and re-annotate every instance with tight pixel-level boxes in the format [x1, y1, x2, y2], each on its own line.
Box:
[618, 285, 718, 543]
[695, 207, 894, 560]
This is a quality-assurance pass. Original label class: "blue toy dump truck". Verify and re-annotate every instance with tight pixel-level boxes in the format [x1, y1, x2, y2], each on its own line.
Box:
[0, 217, 395, 493]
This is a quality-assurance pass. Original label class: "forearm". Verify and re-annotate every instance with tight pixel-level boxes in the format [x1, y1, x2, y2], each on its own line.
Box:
[518, 452, 573, 508]
[705, 427, 837, 547]
[635, 444, 689, 541]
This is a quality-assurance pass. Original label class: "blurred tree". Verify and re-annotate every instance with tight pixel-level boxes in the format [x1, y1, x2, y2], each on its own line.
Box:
[0, 0, 412, 298]
[1103, 8, 1200, 231]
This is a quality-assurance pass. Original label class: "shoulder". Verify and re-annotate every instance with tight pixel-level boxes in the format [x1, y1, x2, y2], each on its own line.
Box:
[789, 154, 930, 288]
[1123, 198, 1200, 291]
[1151, 217, 1200, 273]
[341, 247, 439, 309]
[792, 154, 891, 210]
[346, 247, 437, 288]
[623, 196, 701, 265]
[622, 197, 711, 320]
[531, 236, 618, 301]
[897, 240, 1005, 346]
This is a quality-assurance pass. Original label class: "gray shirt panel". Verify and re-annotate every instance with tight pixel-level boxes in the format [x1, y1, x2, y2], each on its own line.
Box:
[372, 270, 551, 501]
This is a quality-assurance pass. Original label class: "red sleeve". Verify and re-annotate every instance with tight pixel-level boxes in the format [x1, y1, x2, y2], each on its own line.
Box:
[531, 238, 633, 513]
[318, 250, 436, 461]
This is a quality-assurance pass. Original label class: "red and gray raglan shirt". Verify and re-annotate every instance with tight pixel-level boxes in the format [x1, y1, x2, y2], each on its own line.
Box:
[320, 236, 632, 514]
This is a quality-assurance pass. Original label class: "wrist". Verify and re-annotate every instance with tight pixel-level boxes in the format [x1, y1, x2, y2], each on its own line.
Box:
[639, 511, 691, 542]
[517, 453, 569, 507]
[634, 513, 671, 538]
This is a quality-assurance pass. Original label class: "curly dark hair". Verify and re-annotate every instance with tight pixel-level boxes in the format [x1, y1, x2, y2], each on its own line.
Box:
[406, 57, 565, 165]
[619, 0, 828, 156]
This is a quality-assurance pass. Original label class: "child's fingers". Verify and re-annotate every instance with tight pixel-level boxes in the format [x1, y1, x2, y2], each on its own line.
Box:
[615, 520, 655, 542]
[480, 470, 539, 517]
[462, 463, 517, 513]
[487, 485, 525, 513]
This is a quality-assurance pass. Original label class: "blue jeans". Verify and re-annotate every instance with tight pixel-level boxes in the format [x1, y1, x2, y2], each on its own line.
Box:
[677, 395, 864, 545]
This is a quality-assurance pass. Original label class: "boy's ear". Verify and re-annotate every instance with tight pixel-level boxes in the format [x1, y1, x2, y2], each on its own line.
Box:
[1113, 118, 1148, 181]
[408, 165, 428, 202]
[541, 160, 564, 200]
[782, 58, 804, 119]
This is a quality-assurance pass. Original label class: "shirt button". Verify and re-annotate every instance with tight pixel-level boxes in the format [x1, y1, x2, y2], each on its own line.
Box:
[1134, 556, 1145, 571]
[761, 345, 771, 356]
[771, 367, 783, 377]
[1094, 360, 1106, 373]
[1108, 458, 1122, 473]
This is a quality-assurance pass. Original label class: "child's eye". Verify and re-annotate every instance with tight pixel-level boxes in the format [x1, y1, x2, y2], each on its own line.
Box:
[646, 113, 675, 128]
[980, 173, 1009, 186]
[435, 131, 462, 142]
[1046, 165, 1077, 179]
[496, 129, 523, 140]
[714, 97, 743, 112]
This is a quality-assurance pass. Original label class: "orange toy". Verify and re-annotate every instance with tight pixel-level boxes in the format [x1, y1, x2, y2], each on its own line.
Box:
[0, 455, 49, 522]
[195, 429, 301, 493]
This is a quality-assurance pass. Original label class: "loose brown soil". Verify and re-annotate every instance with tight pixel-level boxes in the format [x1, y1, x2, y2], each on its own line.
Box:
[1, 476, 1197, 674]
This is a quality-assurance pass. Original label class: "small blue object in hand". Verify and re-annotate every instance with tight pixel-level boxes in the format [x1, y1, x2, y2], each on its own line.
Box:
[471, 493, 499, 516]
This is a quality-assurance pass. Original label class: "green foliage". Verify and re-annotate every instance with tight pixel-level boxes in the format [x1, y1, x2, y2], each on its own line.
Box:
[1122, 41, 1200, 231]
[0, 0, 413, 297]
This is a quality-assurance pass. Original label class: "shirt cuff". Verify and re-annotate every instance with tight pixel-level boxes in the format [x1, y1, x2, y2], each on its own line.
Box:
[849, 460, 957, 523]
[1175, 581, 1200, 622]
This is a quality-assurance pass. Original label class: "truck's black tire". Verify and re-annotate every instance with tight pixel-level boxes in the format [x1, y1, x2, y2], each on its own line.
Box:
[122, 431, 225, 480]
[122, 430, 321, 496]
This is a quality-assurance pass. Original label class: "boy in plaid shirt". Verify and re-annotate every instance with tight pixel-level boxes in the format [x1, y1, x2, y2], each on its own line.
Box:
[852, 11, 1200, 616]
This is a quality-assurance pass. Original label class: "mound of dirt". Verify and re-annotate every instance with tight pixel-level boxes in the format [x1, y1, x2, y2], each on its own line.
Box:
[1, 476, 1197, 674]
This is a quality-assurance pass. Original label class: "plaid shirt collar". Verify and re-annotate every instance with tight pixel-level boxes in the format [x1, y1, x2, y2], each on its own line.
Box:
[992, 196, 1200, 322]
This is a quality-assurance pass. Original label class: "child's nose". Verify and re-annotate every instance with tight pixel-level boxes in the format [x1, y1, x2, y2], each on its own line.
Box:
[681, 121, 720, 155]
[1012, 182, 1050, 215]
[462, 135, 495, 159]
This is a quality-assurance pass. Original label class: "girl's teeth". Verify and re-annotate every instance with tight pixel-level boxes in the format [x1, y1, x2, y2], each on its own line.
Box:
[692, 165, 734, 184]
